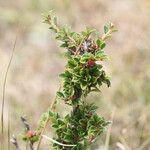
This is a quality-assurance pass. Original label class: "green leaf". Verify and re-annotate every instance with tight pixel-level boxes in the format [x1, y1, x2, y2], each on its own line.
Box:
[81, 27, 96, 37]
[60, 42, 68, 48]
[57, 91, 64, 98]
[64, 134, 72, 142]
[48, 110, 54, 117]
[68, 59, 77, 68]
[95, 50, 108, 60]
[96, 39, 106, 49]
[77, 143, 83, 150]
[100, 42, 106, 49]
[104, 25, 109, 34]
[59, 73, 66, 78]
[103, 78, 111, 87]
[59, 71, 72, 79]
[53, 16, 57, 25]
[80, 53, 94, 64]
[57, 119, 65, 126]
[52, 124, 59, 128]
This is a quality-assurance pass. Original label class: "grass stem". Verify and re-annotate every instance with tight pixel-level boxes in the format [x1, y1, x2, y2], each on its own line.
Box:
[1, 37, 17, 150]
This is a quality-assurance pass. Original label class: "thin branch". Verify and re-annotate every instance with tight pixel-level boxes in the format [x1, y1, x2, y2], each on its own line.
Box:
[10, 135, 21, 150]
[20, 117, 34, 150]
[21, 116, 30, 131]
[101, 29, 112, 41]
[42, 135, 76, 147]
[29, 142, 34, 150]
[75, 37, 85, 55]
[36, 85, 61, 150]
[105, 107, 116, 150]
[36, 116, 49, 150]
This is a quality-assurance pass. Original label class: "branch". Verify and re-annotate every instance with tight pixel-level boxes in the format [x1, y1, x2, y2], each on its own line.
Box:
[42, 135, 76, 147]
[10, 135, 21, 150]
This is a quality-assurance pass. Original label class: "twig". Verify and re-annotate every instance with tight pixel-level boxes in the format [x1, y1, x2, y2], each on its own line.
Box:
[101, 23, 117, 41]
[105, 107, 116, 150]
[21, 116, 30, 131]
[75, 37, 85, 55]
[36, 116, 49, 150]
[36, 85, 61, 150]
[21, 117, 34, 150]
[29, 142, 34, 150]
[42, 135, 76, 147]
[101, 30, 112, 41]
[10, 135, 21, 150]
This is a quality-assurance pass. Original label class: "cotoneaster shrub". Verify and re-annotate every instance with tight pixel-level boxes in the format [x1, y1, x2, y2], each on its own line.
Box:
[11, 11, 117, 150]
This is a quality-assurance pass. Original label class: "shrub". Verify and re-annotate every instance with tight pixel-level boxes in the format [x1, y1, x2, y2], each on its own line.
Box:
[11, 11, 117, 150]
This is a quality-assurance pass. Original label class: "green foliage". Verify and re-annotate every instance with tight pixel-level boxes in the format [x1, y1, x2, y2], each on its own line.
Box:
[36, 11, 116, 149]
[50, 103, 109, 150]
[57, 53, 110, 105]
[7, 11, 117, 150]
[11, 11, 116, 150]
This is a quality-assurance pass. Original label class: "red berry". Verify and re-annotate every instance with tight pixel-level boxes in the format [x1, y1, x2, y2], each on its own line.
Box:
[71, 95, 77, 100]
[92, 44, 98, 50]
[87, 59, 95, 67]
[26, 130, 36, 138]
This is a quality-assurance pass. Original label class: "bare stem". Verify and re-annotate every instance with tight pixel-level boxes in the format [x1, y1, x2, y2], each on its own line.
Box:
[10, 135, 21, 150]
[36, 85, 61, 150]
[29, 142, 34, 150]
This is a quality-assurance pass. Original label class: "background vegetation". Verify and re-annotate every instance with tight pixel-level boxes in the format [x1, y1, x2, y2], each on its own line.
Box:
[0, 0, 150, 149]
